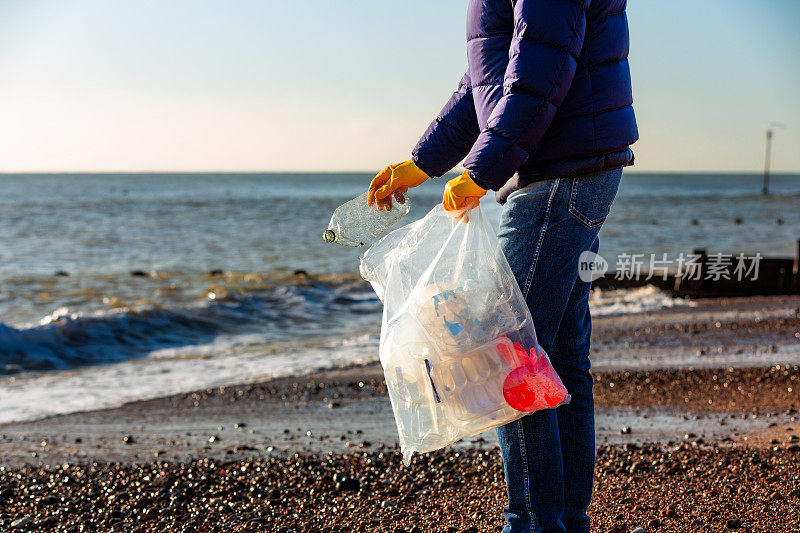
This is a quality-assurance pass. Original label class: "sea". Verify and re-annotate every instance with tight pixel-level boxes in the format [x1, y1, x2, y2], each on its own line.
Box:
[1, 172, 799, 423]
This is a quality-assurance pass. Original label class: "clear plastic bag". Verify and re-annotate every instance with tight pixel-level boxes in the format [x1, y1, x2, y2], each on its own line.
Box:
[360, 204, 570, 464]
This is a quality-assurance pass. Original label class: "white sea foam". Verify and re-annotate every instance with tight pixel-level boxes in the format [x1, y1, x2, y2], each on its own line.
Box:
[0, 334, 380, 425]
[589, 285, 694, 316]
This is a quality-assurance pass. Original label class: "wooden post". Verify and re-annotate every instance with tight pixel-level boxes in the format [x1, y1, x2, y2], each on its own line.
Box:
[676, 248, 708, 296]
[696, 248, 712, 293]
[763, 129, 773, 195]
[795, 239, 800, 276]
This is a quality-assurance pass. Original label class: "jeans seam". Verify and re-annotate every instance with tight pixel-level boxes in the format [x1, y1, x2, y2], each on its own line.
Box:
[515, 420, 537, 533]
[568, 177, 608, 228]
[522, 178, 561, 297]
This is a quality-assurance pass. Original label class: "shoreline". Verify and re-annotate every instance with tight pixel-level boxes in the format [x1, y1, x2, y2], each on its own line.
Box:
[1, 293, 800, 531]
[1, 363, 798, 469]
[1, 293, 798, 467]
[2, 293, 799, 427]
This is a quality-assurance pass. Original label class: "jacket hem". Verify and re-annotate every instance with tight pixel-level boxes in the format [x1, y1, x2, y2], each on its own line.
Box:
[495, 147, 635, 204]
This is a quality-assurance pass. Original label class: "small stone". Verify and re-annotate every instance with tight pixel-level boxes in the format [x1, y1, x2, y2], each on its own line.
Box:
[726, 518, 743, 530]
[11, 516, 32, 528]
[123, 435, 135, 444]
[786, 444, 800, 452]
[334, 475, 359, 492]
[380, 500, 394, 509]
[620, 426, 632, 435]
[208, 435, 220, 443]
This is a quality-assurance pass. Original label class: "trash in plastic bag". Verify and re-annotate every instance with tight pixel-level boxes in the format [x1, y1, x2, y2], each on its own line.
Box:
[360, 204, 570, 464]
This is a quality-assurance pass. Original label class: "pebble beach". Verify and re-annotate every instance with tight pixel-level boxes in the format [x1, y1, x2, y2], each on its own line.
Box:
[1, 444, 799, 533]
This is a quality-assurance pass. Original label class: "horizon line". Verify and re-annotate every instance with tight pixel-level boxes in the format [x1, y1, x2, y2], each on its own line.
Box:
[1, 169, 799, 176]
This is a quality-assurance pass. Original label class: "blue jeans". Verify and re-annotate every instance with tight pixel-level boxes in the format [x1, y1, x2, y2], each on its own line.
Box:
[496, 168, 623, 533]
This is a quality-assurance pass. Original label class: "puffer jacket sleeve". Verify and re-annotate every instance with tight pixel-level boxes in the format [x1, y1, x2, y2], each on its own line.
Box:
[411, 72, 481, 178]
[464, 0, 589, 190]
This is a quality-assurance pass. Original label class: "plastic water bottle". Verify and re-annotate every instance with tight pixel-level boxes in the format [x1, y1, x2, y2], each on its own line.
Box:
[323, 192, 410, 247]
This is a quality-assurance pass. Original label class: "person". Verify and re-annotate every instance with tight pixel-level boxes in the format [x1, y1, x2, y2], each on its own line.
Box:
[367, 1, 638, 531]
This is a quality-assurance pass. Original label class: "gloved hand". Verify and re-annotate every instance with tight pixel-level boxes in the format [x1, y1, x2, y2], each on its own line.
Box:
[442, 169, 487, 219]
[368, 160, 429, 211]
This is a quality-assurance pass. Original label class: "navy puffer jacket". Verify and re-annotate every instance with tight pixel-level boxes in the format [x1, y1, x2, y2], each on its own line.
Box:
[412, 0, 638, 203]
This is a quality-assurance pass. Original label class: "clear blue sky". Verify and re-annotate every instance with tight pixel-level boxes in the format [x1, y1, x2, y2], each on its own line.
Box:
[1, 0, 798, 173]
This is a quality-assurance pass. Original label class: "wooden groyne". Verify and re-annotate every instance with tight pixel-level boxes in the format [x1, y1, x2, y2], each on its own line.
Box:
[594, 239, 800, 298]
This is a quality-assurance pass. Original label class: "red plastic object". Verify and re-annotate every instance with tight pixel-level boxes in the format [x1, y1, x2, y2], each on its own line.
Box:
[502, 347, 567, 412]
[496, 339, 515, 365]
[497, 339, 530, 366]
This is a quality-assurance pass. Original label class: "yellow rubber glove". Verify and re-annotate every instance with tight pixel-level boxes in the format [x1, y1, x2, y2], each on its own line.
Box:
[368, 160, 429, 211]
[443, 170, 487, 219]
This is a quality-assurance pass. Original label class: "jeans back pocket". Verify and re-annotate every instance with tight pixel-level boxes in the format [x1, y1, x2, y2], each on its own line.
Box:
[568, 169, 623, 228]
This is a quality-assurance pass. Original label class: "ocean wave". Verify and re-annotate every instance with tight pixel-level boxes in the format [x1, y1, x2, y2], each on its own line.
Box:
[0, 309, 218, 373]
[1, 269, 692, 376]
[0, 278, 381, 374]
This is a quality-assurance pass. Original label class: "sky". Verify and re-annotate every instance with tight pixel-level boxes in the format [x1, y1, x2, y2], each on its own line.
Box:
[1, 0, 798, 173]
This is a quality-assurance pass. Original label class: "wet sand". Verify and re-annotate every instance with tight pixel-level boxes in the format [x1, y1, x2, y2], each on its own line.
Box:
[1, 364, 798, 467]
[1, 295, 799, 531]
